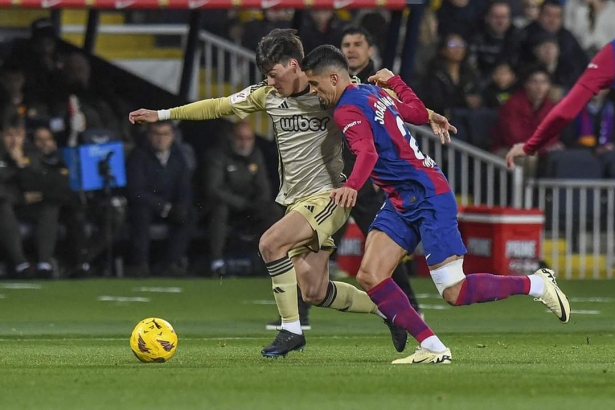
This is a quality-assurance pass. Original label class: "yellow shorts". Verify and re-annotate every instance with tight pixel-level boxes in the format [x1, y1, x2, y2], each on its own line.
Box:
[287, 191, 351, 259]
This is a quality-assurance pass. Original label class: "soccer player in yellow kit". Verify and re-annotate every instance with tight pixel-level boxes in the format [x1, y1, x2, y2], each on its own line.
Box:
[130, 29, 454, 358]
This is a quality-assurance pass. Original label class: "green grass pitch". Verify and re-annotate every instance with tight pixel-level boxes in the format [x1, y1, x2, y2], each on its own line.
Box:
[1, 277, 614, 410]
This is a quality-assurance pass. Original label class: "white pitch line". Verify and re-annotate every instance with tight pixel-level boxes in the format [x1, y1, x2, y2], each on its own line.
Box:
[132, 287, 183, 293]
[1, 283, 42, 289]
[0, 294, 5, 299]
[97, 296, 150, 303]
[243, 300, 277, 305]
[569, 297, 615, 303]
[0, 335, 407, 342]
[570, 309, 601, 315]
[419, 304, 451, 310]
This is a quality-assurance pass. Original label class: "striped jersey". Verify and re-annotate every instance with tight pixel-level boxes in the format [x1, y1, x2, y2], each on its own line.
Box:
[334, 79, 450, 212]
[169, 82, 344, 205]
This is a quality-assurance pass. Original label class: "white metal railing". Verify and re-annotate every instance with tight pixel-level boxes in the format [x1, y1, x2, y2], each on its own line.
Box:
[407, 124, 524, 209]
[524, 179, 615, 279]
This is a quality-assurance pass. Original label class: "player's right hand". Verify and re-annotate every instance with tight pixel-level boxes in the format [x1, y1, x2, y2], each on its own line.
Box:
[506, 143, 527, 169]
[330, 187, 357, 208]
[128, 109, 159, 124]
[367, 69, 395, 88]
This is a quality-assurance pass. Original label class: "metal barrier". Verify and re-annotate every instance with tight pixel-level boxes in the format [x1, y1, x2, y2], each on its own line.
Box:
[407, 124, 524, 209]
[524, 179, 615, 279]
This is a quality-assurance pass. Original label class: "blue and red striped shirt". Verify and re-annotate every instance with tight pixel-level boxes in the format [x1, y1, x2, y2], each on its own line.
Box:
[334, 76, 450, 212]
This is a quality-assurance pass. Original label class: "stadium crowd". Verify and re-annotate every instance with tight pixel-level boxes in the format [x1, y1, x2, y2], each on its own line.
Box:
[0, 0, 614, 279]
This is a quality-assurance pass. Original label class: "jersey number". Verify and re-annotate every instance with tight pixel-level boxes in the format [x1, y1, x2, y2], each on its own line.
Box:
[396, 116, 425, 160]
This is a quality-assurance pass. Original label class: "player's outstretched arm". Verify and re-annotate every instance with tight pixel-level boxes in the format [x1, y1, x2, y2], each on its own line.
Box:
[369, 69, 455, 144]
[128, 84, 270, 125]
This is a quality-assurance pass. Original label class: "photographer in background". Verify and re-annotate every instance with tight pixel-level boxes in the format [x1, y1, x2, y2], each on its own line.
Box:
[126, 121, 195, 277]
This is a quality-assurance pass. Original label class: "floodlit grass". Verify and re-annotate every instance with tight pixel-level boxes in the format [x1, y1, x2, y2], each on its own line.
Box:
[0, 277, 614, 410]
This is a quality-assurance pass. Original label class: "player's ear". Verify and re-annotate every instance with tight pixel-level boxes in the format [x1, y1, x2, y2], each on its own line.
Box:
[330, 73, 338, 85]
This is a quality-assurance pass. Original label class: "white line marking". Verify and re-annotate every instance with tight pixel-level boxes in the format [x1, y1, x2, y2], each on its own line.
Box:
[569, 297, 615, 303]
[98, 296, 150, 302]
[243, 300, 277, 305]
[1, 283, 42, 289]
[419, 304, 451, 310]
[571, 309, 601, 315]
[132, 287, 183, 293]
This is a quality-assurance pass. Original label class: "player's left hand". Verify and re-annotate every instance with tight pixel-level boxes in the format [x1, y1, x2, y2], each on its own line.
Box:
[505, 143, 527, 169]
[367, 69, 395, 88]
[429, 112, 456, 144]
[330, 187, 357, 208]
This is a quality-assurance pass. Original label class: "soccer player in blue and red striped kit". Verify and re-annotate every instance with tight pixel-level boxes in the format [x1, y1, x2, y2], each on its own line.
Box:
[302, 45, 572, 364]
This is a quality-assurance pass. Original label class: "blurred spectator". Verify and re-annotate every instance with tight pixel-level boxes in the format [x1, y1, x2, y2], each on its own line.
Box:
[531, 33, 577, 101]
[491, 65, 562, 175]
[340, 27, 376, 83]
[482, 62, 518, 108]
[513, 0, 542, 29]
[299, 10, 345, 54]
[356, 10, 388, 62]
[468, 0, 522, 83]
[32, 126, 92, 277]
[54, 53, 130, 148]
[574, 89, 615, 154]
[202, 121, 279, 277]
[565, 0, 615, 56]
[0, 114, 62, 278]
[413, 9, 440, 83]
[126, 121, 195, 277]
[437, 0, 486, 41]
[419, 33, 482, 116]
[8, 19, 63, 107]
[241, 9, 293, 52]
[520, 0, 588, 79]
[0, 64, 50, 127]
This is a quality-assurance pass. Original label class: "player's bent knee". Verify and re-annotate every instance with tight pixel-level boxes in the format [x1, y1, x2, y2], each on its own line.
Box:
[430, 259, 466, 302]
[356, 268, 378, 290]
[301, 288, 325, 305]
[258, 232, 279, 262]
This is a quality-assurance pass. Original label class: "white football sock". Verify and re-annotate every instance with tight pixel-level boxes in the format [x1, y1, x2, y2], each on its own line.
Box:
[282, 320, 302, 335]
[420, 335, 447, 353]
[528, 274, 545, 297]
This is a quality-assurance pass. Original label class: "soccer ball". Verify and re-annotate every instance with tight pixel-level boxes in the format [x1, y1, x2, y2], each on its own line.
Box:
[130, 317, 178, 363]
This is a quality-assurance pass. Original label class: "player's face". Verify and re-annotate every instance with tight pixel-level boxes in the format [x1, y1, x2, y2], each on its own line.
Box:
[306, 70, 340, 109]
[265, 60, 302, 97]
[341, 34, 373, 73]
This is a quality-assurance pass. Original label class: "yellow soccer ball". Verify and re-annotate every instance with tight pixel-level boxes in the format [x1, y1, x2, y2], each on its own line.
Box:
[130, 318, 178, 363]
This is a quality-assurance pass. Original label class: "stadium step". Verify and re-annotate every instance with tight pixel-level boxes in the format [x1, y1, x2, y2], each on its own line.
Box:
[0, 9, 49, 27]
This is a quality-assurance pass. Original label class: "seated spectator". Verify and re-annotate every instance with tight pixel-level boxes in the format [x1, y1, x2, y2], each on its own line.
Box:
[437, 0, 485, 41]
[513, 0, 542, 29]
[574, 89, 615, 154]
[531, 33, 577, 102]
[482, 62, 518, 108]
[491, 65, 563, 176]
[32, 126, 92, 277]
[299, 10, 345, 54]
[126, 121, 195, 277]
[566, 0, 615, 56]
[468, 0, 522, 83]
[202, 121, 280, 277]
[419, 33, 482, 117]
[412, 9, 439, 84]
[0, 114, 62, 278]
[520, 0, 588, 79]
[0, 64, 50, 130]
[241, 9, 293, 52]
[52, 52, 131, 148]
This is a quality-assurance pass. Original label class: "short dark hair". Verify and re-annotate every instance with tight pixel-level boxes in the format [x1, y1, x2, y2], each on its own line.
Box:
[521, 63, 551, 84]
[256, 29, 304, 74]
[302, 45, 349, 75]
[540, 0, 562, 13]
[341, 26, 374, 47]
